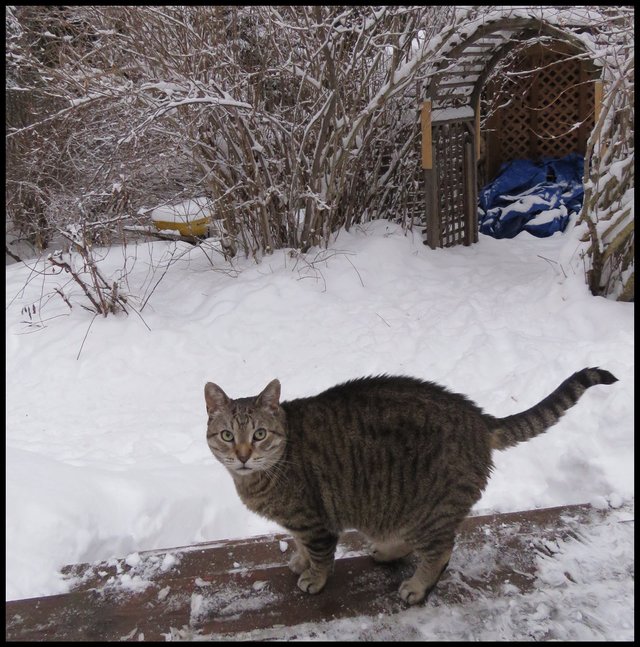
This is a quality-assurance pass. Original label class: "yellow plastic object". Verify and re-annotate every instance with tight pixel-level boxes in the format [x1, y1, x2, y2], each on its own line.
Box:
[150, 197, 212, 236]
[151, 217, 208, 236]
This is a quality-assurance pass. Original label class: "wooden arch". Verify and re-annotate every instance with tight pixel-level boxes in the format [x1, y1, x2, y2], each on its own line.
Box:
[421, 16, 601, 249]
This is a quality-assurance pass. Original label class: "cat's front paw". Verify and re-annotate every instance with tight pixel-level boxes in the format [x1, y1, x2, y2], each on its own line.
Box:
[297, 568, 328, 594]
[288, 551, 310, 575]
[398, 576, 429, 605]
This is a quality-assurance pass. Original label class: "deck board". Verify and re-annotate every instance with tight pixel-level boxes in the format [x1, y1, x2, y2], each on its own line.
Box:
[6, 504, 612, 641]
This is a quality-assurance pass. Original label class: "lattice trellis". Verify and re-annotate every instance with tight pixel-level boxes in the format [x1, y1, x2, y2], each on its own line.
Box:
[434, 122, 467, 246]
[484, 47, 595, 178]
[419, 18, 600, 249]
[423, 118, 477, 248]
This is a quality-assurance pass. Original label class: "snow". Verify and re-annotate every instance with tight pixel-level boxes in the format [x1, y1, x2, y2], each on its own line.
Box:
[526, 206, 566, 226]
[5, 220, 634, 639]
[164, 504, 634, 641]
[149, 197, 212, 224]
[431, 105, 475, 121]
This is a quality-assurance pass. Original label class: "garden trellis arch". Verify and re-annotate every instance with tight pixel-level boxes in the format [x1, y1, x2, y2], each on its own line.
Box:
[420, 16, 601, 249]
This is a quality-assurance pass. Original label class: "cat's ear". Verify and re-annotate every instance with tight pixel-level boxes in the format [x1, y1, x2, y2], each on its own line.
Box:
[204, 382, 230, 414]
[256, 379, 281, 413]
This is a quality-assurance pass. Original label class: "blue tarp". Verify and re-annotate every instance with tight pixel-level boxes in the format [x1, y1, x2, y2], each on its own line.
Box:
[478, 153, 584, 239]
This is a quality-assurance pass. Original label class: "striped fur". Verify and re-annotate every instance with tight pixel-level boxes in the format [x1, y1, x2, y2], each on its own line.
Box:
[204, 367, 617, 605]
[489, 367, 618, 450]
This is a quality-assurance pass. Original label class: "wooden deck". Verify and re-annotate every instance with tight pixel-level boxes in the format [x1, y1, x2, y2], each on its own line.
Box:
[5, 503, 615, 641]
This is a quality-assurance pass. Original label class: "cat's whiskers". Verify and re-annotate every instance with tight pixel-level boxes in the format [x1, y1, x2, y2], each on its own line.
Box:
[260, 457, 294, 486]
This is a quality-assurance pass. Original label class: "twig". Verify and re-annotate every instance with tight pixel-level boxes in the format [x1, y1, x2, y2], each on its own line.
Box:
[537, 254, 557, 265]
[5, 244, 23, 264]
[126, 301, 152, 331]
[537, 254, 567, 279]
[48, 255, 103, 314]
[139, 244, 194, 312]
[76, 313, 98, 360]
[122, 226, 204, 246]
[345, 255, 364, 287]
[54, 287, 73, 310]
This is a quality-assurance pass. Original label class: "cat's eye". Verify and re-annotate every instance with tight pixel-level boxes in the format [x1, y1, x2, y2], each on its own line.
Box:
[253, 428, 267, 441]
[220, 430, 234, 442]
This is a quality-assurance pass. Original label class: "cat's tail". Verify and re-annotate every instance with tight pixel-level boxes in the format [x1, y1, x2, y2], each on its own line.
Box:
[489, 367, 618, 451]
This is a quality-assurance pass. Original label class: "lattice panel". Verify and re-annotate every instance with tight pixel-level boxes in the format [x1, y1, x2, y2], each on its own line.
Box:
[535, 57, 584, 158]
[433, 121, 468, 247]
[486, 48, 595, 166]
[491, 72, 534, 162]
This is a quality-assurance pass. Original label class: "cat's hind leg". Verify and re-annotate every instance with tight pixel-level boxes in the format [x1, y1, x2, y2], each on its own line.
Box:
[399, 542, 452, 605]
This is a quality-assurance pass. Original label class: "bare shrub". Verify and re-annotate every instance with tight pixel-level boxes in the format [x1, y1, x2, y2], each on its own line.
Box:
[6, 5, 633, 308]
[577, 8, 634, 301]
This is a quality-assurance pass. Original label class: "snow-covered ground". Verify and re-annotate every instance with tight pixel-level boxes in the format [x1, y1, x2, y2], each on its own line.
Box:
[5, 219, 633, 638]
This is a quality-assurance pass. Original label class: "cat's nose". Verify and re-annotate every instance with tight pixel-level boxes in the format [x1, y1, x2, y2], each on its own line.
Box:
[236, 443, 252, 463]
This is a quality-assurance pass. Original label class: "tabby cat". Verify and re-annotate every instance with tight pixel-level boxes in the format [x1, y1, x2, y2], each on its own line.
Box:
[204, 367, 617, 605]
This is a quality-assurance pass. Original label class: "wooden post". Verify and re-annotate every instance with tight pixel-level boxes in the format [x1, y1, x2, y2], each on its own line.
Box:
[424, 166, 439, 249]
[422, 100, 440, 248]
[421, 101, 432, 169]
[464, 134, 477, 246]
[594, 79, 603, 124]
[475, 97, 481, 161]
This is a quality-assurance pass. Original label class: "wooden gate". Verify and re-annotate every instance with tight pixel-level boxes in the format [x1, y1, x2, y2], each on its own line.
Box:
[423, 113, 478, 249]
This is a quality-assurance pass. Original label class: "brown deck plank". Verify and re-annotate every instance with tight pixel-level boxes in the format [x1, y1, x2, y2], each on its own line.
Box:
[6, 504, 609, 641]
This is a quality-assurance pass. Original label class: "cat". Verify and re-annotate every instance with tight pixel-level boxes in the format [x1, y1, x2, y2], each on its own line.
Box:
[204, 367, 617, 605]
